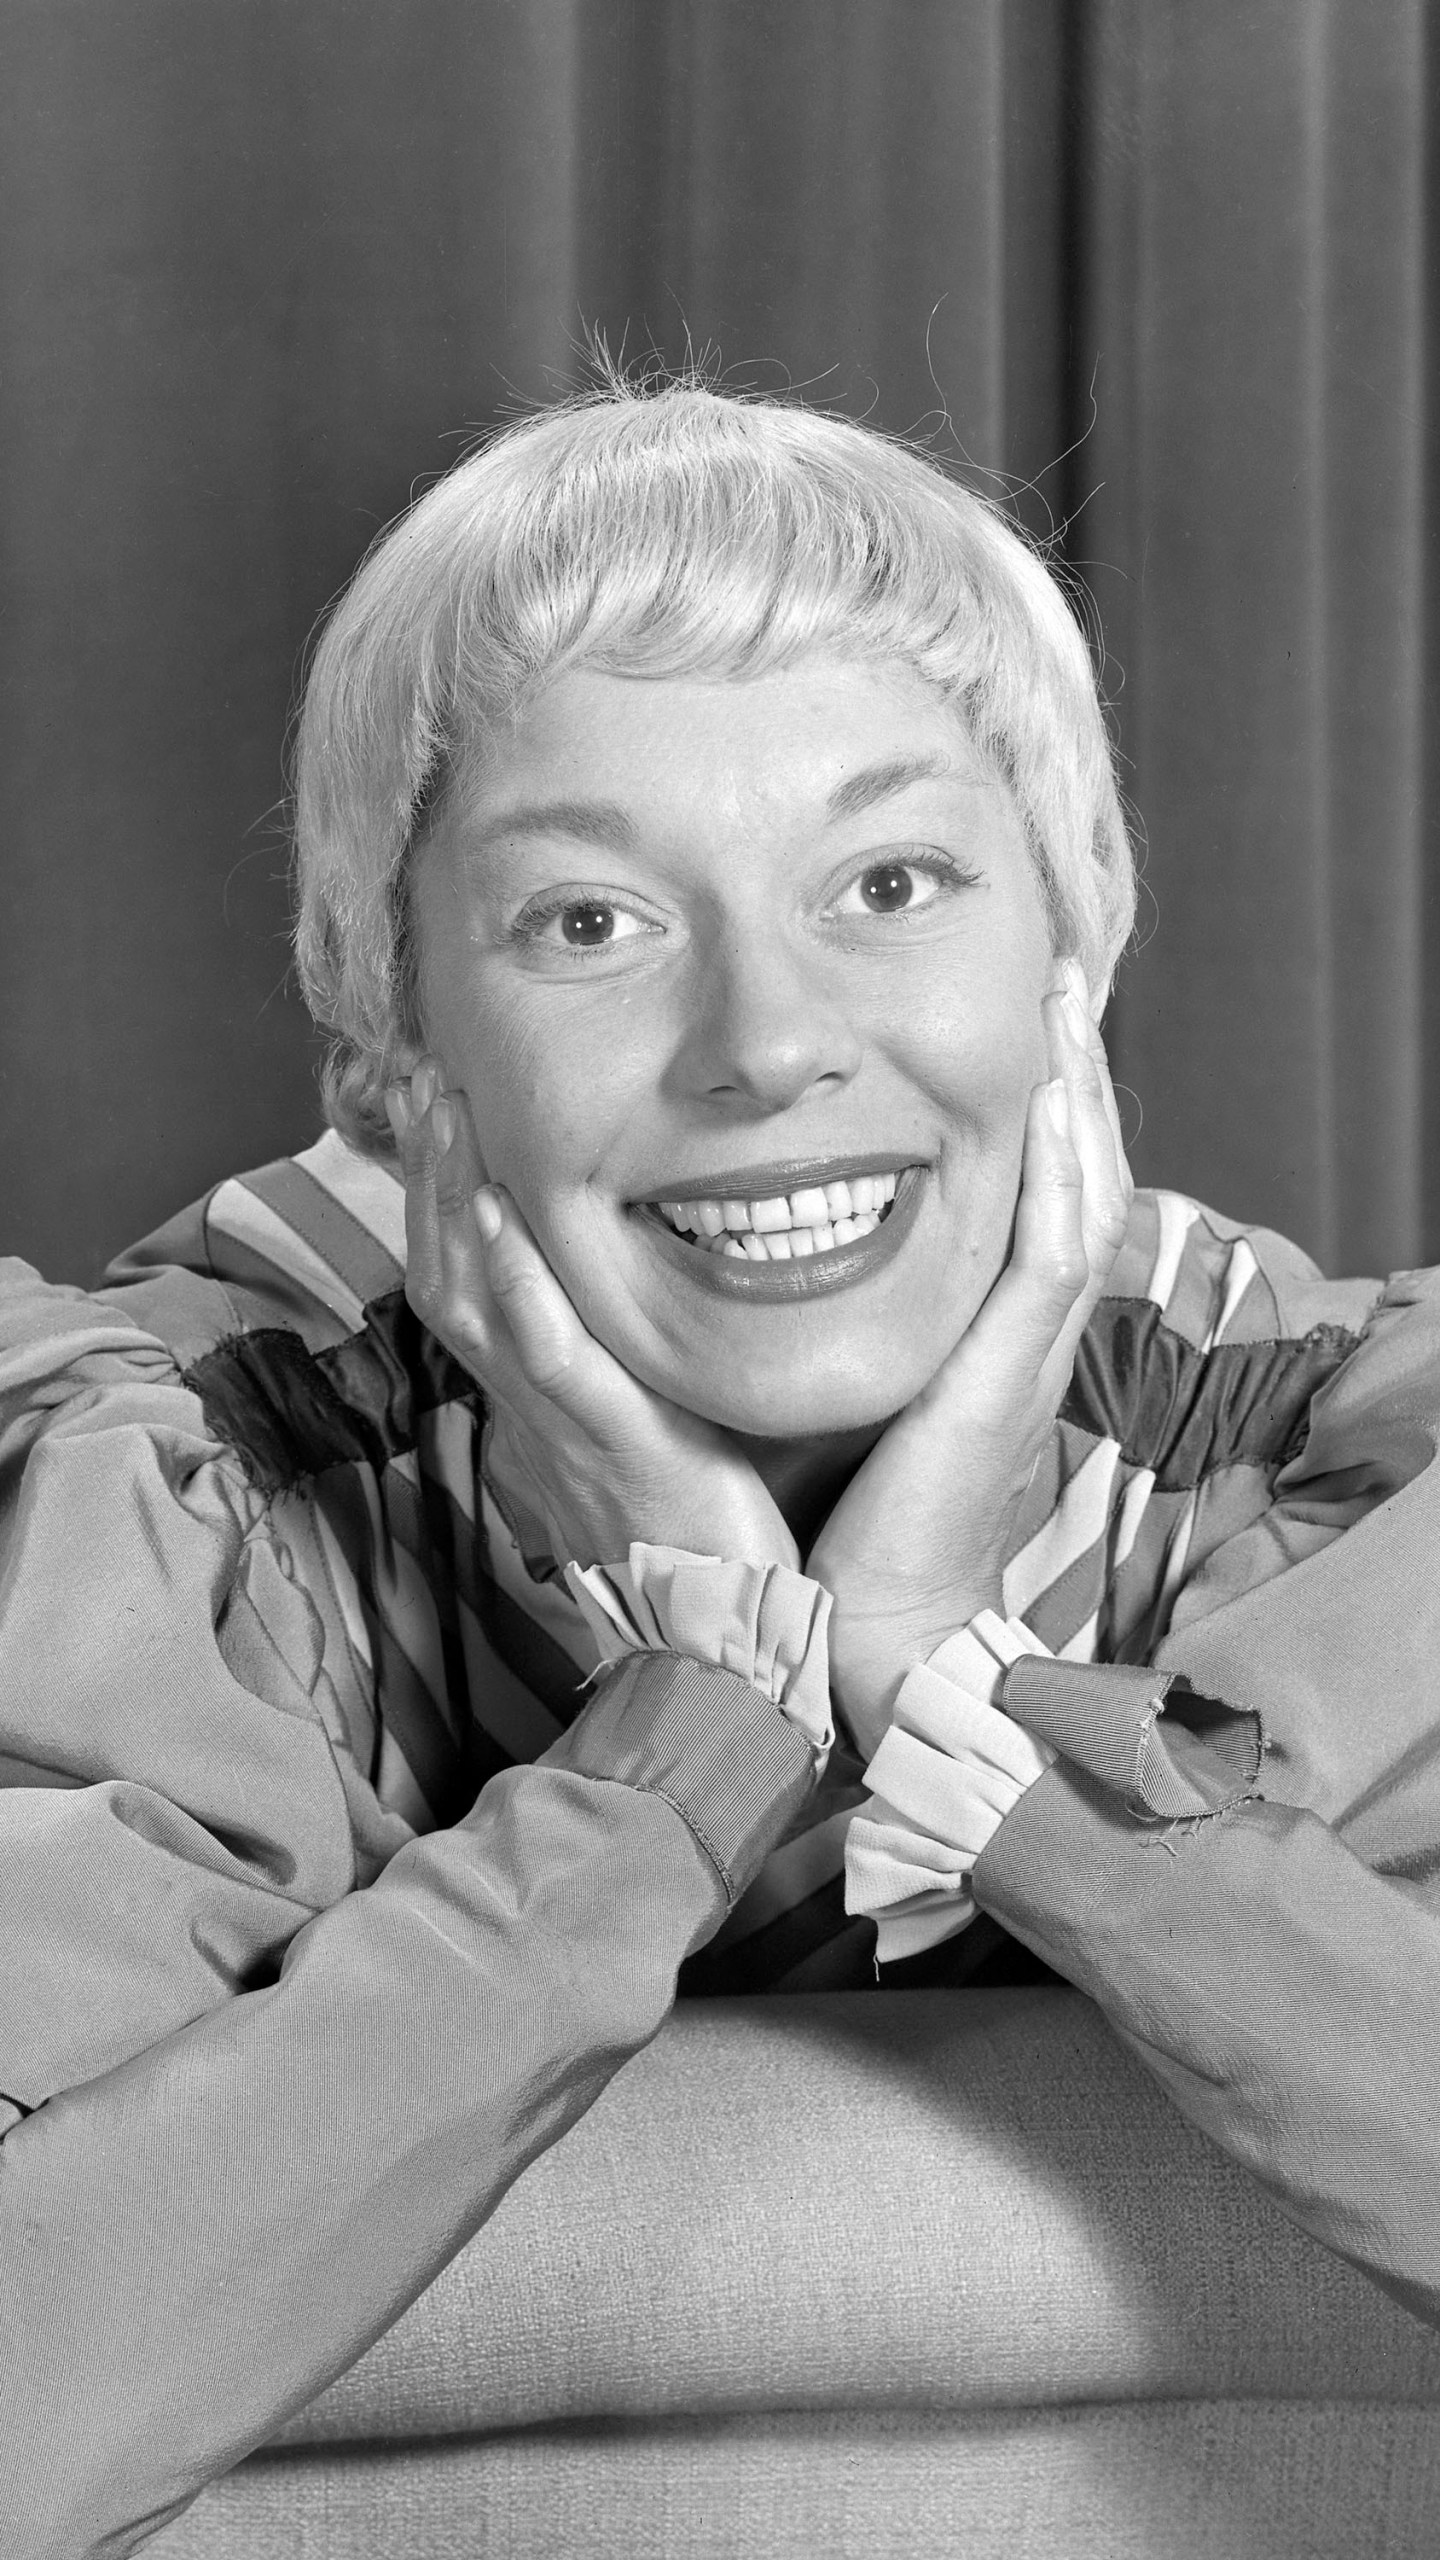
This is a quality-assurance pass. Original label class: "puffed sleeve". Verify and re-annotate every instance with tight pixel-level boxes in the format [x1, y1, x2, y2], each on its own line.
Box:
[0, 1263, 817, 2557]
[965, 1266, 1440, 2330]
[0, 1263, 365, 2107]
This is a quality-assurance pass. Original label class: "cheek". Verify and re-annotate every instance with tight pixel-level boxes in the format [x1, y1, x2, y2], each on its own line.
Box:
[891, 960, 1048, 1304]
[900, 973, 1047, 1143]
[451, 991, 647, 1236]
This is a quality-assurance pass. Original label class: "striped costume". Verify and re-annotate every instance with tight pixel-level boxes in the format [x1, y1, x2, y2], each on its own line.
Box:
[98, 1131, 1379, 1995]
[11, 1110, 1440, 2542]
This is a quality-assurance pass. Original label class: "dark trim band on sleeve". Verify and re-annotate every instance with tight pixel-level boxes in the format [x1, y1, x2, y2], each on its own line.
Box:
[182, 1291, 474, 1494]
[1063, 1298, 1360, 1488]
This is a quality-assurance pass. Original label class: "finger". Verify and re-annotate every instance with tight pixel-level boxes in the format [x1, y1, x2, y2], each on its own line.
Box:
[1013, 1074, 1116, 1422]
[1091, 1039, 1130, 1191]
[389, 1056, 447, 1311]
[1048, 976, 1132, 1272]
[1042, 986, 1105, 1221]
[428, 1091, 511, 1382]
[922, 1074, 1089, 1422]
[471, 1186, 591, 1399]
[1094, 1052, 1135, 1225]
[416, 1087, 673, 1444]
[475, 1188, 652, 1444]
[430, 1081, 490, 1217]
[1007, 1074, 1092, 1330]
[391, 1064, 518, 1399]
[1065, 963, 1133, 1202]
[904, 1077, 1089, 1489]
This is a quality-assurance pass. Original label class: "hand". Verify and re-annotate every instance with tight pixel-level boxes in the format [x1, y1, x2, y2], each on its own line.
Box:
[806, 962, 1133, 1759]
[387, 1061, 798, 1574]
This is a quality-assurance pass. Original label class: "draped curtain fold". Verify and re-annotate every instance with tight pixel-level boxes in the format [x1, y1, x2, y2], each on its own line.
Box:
[1078, 0, 1431, 1279]
[0, 0, 1433, 1284]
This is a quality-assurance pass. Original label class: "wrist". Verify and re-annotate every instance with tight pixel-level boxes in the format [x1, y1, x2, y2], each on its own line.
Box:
[563, 1543, 835, 1763]
[844, 1612, 1056, 1965]
[826, 1586, 1004, 1762]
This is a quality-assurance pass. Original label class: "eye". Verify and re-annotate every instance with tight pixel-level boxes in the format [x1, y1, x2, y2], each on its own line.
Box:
[856, 863, 928, 915]
[553, 899, 638, 948]
[511, 893, 656, 954]
[831, 854, 968, 920]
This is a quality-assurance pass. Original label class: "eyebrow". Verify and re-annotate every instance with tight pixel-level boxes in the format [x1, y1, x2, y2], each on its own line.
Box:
[825, 752, 964, 820]
[461, 751, 968, 864]
[462, 797, 637, 861]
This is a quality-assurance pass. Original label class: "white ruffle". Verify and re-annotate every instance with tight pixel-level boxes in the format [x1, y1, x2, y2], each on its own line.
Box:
[564, 1544, 834, 1764]
[844, 1611, 1056, 1961]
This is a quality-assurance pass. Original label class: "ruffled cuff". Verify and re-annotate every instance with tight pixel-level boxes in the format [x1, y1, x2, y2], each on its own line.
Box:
[564, 1544, 834, 1766]
[843, 1611, 1056, 1962]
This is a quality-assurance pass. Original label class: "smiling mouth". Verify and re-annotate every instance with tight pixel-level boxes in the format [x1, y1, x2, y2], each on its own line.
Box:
[649, 1171, 901, 1262]
[630, 1161, 928, 1302]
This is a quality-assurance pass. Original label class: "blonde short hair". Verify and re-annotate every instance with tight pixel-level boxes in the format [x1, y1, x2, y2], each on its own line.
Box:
[293, 378, 1135, 1154]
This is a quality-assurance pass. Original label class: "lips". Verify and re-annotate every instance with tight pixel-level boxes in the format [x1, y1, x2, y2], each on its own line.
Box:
[640, 1152, 919, 1205]
[635, 1162, 929, 1301]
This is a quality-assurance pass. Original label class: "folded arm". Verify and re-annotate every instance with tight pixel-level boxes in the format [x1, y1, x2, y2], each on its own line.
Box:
[0, 1265, 815, 2557]
[845, 1263, 1440, 2328]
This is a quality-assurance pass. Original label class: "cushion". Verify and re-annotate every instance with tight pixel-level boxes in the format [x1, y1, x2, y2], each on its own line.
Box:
[271, 1988, 1440, 2445]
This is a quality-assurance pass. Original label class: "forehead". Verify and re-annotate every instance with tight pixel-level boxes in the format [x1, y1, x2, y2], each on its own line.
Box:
[450, 658, 1000, 834]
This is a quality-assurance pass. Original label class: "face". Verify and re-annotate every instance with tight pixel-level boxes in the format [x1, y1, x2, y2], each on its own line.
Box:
[412, 657, 1062, 1438]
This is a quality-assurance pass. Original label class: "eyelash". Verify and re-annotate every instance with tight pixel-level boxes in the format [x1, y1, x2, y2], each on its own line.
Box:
[507, 890, 659, 954]
[832, 850, 980, 917]
[508, 850, 980, 958]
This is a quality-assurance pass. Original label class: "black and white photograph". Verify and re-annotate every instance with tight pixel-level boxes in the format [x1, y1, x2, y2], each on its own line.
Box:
[1, 5, 1437, 2555]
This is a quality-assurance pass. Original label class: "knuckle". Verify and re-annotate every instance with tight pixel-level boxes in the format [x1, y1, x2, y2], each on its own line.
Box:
[403, 1271, 440, 1326]
[524, 1343, 574, 1395]
[493, 1273, 536, 1320]
[432, 1164, 473, 1218]
[405, 1271, 484, 1369]
[1046, 1244, 1091, 1301]
[1090, 1195, 1131, 1250]
[486, 1246, 535, 1305]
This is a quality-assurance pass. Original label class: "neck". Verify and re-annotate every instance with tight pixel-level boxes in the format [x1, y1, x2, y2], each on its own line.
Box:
[733, 1423, 884, 1559]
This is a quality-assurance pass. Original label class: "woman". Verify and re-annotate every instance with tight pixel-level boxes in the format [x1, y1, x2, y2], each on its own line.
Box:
[4, 378, 1438, 2553]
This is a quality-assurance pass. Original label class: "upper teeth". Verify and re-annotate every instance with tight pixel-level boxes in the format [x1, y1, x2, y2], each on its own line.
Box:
[656, 1172, 902, 1259]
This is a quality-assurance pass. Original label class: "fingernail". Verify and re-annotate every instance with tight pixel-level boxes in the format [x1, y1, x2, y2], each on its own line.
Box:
[383, 1085, 410, 1142]
[474, 1186, 503, 1244]
[1064, 985, 1090, 1043]
[412, 1059, 438, 1117]
[1045, 1077, 1070, 1136]
[430, 1095, 456, 1156]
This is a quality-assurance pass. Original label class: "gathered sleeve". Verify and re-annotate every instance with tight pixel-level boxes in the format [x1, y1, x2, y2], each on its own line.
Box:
[0, 1260, 368, 2114]
[848, 1261, 1440, 2329]
[0, 1263, 817, 2556]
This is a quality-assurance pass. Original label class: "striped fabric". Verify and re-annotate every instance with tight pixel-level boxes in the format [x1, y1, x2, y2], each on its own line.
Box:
[155, 1133, 1363, 1994]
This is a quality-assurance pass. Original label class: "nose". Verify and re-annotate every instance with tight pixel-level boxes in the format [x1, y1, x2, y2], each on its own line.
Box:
[670, 919, 864, 1115]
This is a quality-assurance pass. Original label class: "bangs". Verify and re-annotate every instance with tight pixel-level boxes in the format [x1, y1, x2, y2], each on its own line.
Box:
[440, 392, 999, 709]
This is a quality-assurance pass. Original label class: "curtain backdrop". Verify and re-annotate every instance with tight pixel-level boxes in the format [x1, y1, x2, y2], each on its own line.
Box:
[1, 0, 1433, 1285]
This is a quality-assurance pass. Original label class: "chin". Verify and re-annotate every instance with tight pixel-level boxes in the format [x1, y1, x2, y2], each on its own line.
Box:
[655, 1361, 916, 1442]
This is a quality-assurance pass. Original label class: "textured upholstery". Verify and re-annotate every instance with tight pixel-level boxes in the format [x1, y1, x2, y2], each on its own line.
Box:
[153, 1991, 1440, 2558]
[148, 2407, 1440, 2560]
